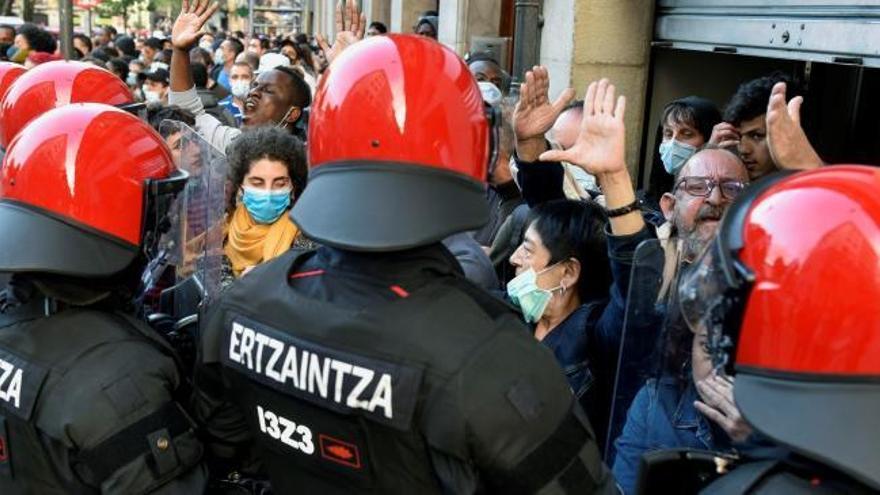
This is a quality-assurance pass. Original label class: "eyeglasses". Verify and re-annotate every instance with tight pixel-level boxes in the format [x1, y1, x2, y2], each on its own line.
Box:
[675, 177, 746, 200]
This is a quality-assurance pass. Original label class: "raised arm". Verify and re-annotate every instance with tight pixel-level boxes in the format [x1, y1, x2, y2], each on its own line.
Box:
[170, 0, 218, 93]
[766, 81, 824, 171]
[316, 0, 366, 66]
[513, 66, 575, 162]
[540, 79, 645, 236]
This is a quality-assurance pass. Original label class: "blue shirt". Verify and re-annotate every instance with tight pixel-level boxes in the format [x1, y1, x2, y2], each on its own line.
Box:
[217, 68, 230, 90]
[532, 226, 655, 453]
[219, 96, 243, 126]
[612, 376, 724, 494]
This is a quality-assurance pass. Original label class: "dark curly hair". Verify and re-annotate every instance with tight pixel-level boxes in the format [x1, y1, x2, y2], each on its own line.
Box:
[526, 199, 612, 303]
[723, 71, 797, 126]
[225, 127, 307, 214]
[17, 23, 56, 54]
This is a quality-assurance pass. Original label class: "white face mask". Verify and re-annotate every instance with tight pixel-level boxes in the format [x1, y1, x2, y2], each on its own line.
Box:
[230, 79, 251, 99]
[199, 40, 213, 52]
[143, 88, 162, 104]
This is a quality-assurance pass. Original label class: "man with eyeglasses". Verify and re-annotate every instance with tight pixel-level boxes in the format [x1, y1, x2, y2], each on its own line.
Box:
[659, 147, 749, 261]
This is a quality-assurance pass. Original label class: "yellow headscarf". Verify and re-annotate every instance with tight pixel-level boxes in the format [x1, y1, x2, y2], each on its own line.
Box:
[224, 205, 298, 277]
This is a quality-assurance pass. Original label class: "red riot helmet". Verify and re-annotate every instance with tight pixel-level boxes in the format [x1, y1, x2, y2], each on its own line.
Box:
[0, 60, 134, 149]
[0, 103, 186, 278]
[678, 166, 880, 490]
[292, 34, 493, 251]
[0, 62, 25, 101]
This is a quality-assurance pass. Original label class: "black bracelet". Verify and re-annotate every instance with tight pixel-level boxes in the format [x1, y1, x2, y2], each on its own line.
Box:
[604, 199, 641, 218]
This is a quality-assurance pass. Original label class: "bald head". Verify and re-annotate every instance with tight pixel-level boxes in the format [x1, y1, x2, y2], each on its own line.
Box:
[677, 147, 748, 184]
[551, 106, 583, 150]
[662, 147, 749, 259]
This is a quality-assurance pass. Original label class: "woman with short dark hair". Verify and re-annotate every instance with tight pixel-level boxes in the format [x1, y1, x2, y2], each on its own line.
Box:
[508, 199, 616, 444]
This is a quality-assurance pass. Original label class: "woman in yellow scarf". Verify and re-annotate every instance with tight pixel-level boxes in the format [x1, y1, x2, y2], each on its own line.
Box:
[224, 127, 308, 278]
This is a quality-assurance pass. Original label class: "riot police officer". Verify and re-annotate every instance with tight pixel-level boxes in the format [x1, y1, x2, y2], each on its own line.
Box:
[0, 103, 206, 493]
[0, 60, 136, 150]
[194, 34, 617, 493]
[673, 166, 880, 493]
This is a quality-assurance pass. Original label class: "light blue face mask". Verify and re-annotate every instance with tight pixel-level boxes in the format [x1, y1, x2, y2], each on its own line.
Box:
[506, 263, 564, 324]
[659, 139, 697, 175]
[241, 186, 292, 224]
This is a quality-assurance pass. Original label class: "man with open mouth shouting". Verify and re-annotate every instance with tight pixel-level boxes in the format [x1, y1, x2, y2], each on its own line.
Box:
[168, 0, 313, 153]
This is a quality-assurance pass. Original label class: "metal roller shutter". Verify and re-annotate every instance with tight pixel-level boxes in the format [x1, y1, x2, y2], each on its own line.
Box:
[655, 1, 880, 67]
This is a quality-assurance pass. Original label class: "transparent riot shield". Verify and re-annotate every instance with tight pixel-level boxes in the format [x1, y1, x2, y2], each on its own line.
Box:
[607, 239, 743, 494]
[605, 239, 667, 461]
[141, 120, 228, 370]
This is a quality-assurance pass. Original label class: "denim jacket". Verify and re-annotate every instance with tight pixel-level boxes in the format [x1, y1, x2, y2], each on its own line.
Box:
[531, 225, 655, 453]
[515, 155, 658, 452]
[612, 376, 724, 494]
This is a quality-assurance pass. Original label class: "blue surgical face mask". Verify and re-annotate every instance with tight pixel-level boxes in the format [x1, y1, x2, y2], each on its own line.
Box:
[506, 263, 564, 323]
[241, 186, 292, 224]
[659, 139, 697, 175]
[126, 72, 138, 87]
[6, 45, 17, 59]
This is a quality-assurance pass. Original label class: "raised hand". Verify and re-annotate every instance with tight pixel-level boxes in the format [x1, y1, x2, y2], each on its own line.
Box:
[172, 0, 219, 51]
[513, 66, 575, 143]
[766, 82, 823, 171]
[540, 79, 642, 235]
[539, 79, 627, 176]
[316, 0, 366, 65]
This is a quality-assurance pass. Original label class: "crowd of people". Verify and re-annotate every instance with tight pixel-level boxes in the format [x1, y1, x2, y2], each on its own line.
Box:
[0, 1, 875, 494]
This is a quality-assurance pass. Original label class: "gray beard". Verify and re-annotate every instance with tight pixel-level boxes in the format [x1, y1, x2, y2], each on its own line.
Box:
[681, 230, 708, 263]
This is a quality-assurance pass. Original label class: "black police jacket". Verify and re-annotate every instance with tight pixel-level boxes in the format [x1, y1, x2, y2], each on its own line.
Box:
[0, 298, 206, 494]
[195, 244, 618, 494]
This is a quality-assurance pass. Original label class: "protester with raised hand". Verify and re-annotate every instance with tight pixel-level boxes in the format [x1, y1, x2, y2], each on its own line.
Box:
[513, 66, 602, 205]
[708, 73, 822, 180]
[169, 0, 311, 152]
[504, 78, 656, 451]
[513, 66, 576, 163]
[315, 0, 366, 66]
[766, 81, 823, 170]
